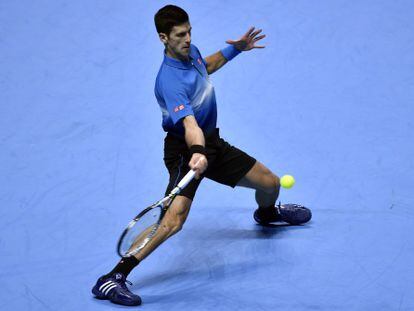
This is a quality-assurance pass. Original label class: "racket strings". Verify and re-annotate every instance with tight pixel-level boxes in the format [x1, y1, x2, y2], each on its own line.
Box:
[119, 206, 163, 257]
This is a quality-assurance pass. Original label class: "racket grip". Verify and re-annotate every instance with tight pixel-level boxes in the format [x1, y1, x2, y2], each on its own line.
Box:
[171, 158, 202, 195]
[173, 169, 196, 194]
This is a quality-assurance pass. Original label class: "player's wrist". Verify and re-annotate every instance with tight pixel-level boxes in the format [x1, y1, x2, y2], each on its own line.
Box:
[221, 45, 242, 61]
[189, 144, 207, 157]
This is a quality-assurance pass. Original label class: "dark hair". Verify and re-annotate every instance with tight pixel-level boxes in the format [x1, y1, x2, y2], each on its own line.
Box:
[154, 5, 189, 36]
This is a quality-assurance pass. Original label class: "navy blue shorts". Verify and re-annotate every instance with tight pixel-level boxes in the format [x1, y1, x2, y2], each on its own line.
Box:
[163, 128, 256, 200]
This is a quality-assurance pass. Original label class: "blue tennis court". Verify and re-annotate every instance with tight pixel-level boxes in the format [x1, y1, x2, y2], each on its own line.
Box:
[1, 1, 413, 310]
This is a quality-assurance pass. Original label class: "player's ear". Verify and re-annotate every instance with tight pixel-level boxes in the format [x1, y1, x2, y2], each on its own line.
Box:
[158, 32, 168, 44]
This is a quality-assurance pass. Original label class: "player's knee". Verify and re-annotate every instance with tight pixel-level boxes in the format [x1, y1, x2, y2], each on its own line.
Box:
[170, 223, 184, 235]
[162, 215, 186, 235]
[162, 198, 191, 235]
[263, 172, 280, 194]
[166, 223, 184, 237]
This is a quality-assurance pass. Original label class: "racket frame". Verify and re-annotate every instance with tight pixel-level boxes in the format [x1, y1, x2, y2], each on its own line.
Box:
[117, 168, 196, 257]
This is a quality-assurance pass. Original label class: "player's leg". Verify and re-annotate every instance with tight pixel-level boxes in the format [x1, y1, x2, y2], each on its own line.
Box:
[91, 196, 192, 306]
[133, 195, 192, 262]
[203, 136, 281, 223]
[237, 161, 280, 208]
[236, 161, 286, 224]
[238, 161, 312, 225]
[92, 134, 199, 306]
[130, 131, 202, 262]
[205, 133, 311, 225]
[98, 156, 199, 278]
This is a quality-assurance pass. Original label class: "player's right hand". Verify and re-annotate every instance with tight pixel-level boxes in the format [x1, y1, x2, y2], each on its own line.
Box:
[189, 153, 208, 179]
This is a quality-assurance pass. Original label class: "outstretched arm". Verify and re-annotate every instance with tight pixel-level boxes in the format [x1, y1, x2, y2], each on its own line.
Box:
[204, 51, 228, 75]
[204, 27, 266, 74]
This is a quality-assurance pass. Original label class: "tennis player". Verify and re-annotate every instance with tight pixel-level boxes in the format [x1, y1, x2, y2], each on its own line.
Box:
[92, 5, 312, 306]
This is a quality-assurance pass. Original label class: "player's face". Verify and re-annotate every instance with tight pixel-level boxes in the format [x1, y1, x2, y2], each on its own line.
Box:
[162, 22, 192, 60]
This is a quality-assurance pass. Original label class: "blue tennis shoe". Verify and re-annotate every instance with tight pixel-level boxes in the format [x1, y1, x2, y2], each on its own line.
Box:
[92, 272, 141, 306]
[254, 202, 312, 225]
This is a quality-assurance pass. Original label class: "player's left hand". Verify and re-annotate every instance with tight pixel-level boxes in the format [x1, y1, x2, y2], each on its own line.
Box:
[225, 27, 266, 51]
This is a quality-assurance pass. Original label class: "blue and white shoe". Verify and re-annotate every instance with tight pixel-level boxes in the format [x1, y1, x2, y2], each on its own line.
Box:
[92, 273, 142, 306]
[277, 203, 312, 225]
[254, 202, 312, 225]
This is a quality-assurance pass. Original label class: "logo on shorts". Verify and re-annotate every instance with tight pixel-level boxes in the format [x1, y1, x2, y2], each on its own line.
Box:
[174, 104, 185, 112]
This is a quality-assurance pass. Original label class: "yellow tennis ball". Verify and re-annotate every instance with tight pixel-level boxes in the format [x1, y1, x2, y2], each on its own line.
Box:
[280, 175, 295, 189]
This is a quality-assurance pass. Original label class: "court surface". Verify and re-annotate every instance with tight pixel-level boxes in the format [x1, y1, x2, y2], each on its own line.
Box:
[1, 1, 413, 310]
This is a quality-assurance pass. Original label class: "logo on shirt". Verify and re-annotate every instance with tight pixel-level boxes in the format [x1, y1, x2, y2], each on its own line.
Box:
[197, 58, 202, 65]
[174, 104, 185, 112]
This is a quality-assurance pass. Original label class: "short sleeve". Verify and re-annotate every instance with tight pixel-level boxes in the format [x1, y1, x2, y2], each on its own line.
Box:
[160, 79, 194, 125]
[193, 45, 208, 67]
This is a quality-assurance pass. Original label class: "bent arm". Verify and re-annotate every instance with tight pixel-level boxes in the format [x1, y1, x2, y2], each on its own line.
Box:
[204, 45, 242, 74]
[182, 115, 208, 178]
[182, 115, 205, 147]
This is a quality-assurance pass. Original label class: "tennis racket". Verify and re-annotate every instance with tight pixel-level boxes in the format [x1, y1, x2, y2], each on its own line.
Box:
[117, 167, 197, 258]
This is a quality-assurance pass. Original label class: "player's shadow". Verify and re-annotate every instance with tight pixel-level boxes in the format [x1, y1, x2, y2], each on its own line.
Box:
[130, 225, 311, 288]
[130, 223, 312, 305]
[134, 260, 265, 304]
[191, 222, 312, 241]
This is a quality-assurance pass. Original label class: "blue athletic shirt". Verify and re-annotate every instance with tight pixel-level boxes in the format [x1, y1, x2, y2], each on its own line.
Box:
[154, 44, 217, 137]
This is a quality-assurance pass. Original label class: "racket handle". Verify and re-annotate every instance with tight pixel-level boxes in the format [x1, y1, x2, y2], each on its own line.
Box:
[171, 170, 196, 195]
[171, 158, 202, 195]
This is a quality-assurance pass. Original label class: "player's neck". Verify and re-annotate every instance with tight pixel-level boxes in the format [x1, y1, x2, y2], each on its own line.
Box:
[165, 48, 189, 62]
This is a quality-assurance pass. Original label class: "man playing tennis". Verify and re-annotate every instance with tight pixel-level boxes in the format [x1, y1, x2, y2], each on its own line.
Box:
[92, 5, 311, 306]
